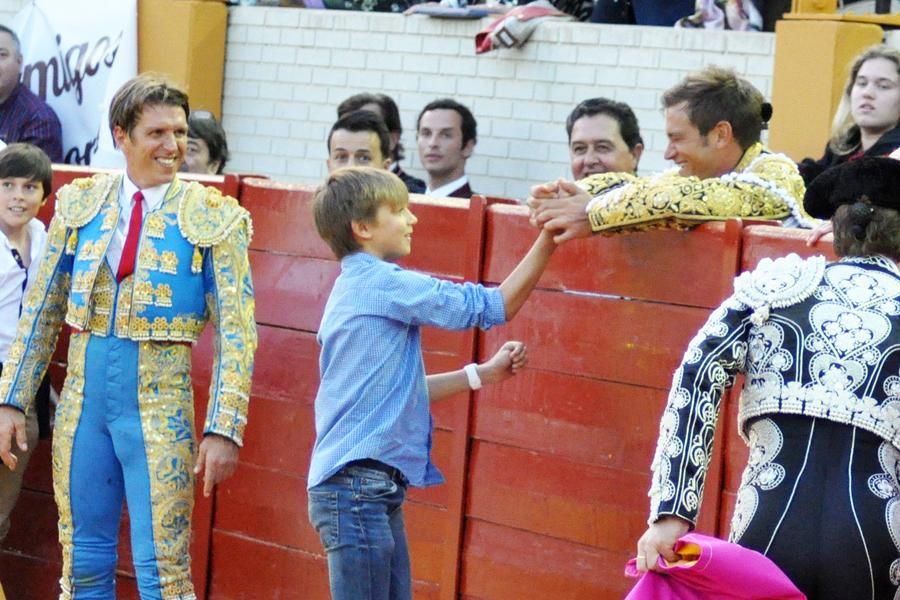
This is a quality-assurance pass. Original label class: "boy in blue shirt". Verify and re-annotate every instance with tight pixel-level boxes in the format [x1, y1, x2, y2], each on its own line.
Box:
[308, 167, 557, 600]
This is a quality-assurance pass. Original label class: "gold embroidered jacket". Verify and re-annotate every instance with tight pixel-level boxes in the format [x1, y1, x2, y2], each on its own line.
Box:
[0, 174, 257, 445]
[580, 142, 816, 234]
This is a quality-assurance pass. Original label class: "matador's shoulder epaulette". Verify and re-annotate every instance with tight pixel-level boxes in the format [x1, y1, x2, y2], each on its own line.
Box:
[734, 253, 826, 324]
[56, 173, 119, 228]
[177, 181, 252, 248]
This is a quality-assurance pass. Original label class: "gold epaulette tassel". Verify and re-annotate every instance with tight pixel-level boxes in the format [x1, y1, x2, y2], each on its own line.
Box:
[191, 246, 203, 274]
[65, 231, 78, 255]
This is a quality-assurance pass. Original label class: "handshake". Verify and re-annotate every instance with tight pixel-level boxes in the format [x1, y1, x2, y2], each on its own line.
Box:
[526, 178, 595, 244]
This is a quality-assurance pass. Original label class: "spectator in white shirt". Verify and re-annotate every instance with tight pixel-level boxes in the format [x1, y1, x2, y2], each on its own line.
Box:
[0, 143, 52, 548]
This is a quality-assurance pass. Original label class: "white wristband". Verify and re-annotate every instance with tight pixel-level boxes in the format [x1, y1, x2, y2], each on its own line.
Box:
[463, 363, 482, 390]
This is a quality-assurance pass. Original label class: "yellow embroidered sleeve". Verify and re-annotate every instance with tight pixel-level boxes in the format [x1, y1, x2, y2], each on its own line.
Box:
[203, 217, 257, 447]
[578, 172, 639, 197]
[0, 216, 73, 413]
[584, 152, 813, 234]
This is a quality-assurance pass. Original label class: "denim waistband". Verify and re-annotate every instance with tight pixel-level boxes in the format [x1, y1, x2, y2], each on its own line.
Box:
[341, 459, 408, 486]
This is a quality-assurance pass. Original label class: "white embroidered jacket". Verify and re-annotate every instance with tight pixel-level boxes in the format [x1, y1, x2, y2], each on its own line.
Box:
[648, 253, 900, 525]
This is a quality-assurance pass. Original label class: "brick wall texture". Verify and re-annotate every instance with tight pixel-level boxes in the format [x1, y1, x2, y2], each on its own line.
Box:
[224, 8, 775, 199]
[0, 2, 776, 200]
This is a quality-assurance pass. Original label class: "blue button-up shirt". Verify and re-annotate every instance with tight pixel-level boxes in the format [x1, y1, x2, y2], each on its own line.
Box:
[307, 252, 506, 489]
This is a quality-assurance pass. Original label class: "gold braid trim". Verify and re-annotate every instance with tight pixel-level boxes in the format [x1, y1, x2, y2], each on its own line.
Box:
[583, 143, 812, 234]
[177, 182, 253, 248]
[0, 216, 72, 413]
[203, 219, 257, 447]
[56, 174, 120, 229]
[578, 171, 638, 197]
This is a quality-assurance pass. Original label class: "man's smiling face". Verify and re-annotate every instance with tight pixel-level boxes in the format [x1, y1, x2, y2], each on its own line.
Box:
[114, 103, 188, 188]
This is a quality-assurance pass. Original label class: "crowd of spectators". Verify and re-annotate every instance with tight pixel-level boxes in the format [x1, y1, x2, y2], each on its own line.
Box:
[238, 0, 797, 31]
[2, 8, 900, 598]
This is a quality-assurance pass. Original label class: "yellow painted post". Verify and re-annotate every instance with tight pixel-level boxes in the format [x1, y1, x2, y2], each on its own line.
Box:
[138, 0, 228, 118]
[790, 0, 837, 13]
[769, 19, 883, 161]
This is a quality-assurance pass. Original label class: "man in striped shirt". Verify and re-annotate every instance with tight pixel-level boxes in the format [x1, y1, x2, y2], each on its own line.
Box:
[0, 25, 62, 163]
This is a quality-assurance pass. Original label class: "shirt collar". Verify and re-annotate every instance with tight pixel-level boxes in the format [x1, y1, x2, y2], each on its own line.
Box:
[341, 251, 383, 269]
[426, 175, 468, 198]
[0, 220, 43, 269]
[121, 175, 171, 212]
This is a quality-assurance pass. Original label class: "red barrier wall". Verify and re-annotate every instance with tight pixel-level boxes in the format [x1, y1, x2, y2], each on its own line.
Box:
[208, 179, 495, 600]
[3, 170, 842, 599]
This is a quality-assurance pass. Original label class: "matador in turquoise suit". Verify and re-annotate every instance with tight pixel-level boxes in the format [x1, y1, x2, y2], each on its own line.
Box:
[0, 74, 256, 599]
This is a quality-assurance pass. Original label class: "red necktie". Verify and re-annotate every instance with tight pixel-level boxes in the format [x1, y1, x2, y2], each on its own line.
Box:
[116, 190, 144, 282]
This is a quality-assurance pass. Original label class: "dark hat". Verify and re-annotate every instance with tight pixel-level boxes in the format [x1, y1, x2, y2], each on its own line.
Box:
[803, 157, 900, 219]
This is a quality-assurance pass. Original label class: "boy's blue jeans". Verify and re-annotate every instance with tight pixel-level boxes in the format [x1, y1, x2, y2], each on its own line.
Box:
[308, 465, 411, 600]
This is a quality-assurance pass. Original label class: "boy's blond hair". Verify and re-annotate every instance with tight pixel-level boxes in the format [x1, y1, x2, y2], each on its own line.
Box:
[313, 166, 408, 259]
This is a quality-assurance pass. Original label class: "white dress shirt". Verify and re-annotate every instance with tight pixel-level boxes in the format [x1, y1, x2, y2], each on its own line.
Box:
[105, 176, 169, 276]
[0, 219, 47, 362]
[425, 175, 469, 198]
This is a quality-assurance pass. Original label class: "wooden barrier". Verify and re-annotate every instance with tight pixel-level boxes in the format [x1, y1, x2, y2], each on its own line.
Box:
[467, 207, 744, 599]
[208, 180, 498, 600]
[3, 169, 845, 599]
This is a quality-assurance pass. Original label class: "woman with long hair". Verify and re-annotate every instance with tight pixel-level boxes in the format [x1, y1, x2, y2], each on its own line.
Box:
[799, 45, 900, 185]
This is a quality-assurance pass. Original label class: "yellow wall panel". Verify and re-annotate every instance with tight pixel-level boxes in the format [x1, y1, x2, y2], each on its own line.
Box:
[769, 19, 882, 162]
[138, 0, 227, 118]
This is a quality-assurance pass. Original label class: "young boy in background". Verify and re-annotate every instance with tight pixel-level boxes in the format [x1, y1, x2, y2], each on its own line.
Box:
[0, 143, 52, 553]
[307, 166, 557, 600]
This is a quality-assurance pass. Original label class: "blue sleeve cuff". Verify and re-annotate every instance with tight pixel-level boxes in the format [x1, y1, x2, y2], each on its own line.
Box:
[481, 286, 506, 329]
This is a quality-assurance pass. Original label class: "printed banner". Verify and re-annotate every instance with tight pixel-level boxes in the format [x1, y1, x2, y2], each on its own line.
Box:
[12, 0, 137, 166]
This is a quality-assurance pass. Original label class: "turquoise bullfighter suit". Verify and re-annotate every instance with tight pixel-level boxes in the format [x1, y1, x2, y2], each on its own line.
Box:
[0, 173, 257, 599]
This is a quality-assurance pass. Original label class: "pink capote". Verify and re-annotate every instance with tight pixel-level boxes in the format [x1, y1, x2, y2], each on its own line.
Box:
[624, 533, 806, 600]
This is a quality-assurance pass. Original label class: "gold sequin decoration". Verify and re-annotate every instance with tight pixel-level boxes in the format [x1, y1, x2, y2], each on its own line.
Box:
[100, 209, 117, 232]
[159, 251, 179, 275]
[140, 245, 161, 272]
[145, 213, 167, 239]
[133, 280, 154, 306]
[581, 143, 812, 234]
[191, 247, 202, 274]
[114, 277, 135, 336]
[86, 265, 115, 335]
[154, 284, 173, 308]
[72, 270, 95, 294]
[65, 230, 77, 255]
[136, 340, 196, 598]
[0, 216, 73, 413]
[203, 221, 257, 446]
[52, 331, 89, 596]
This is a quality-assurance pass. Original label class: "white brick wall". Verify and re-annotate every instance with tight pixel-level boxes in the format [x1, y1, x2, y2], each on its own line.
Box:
[223, 7, 776, 199]
[0, 1, 777, 200]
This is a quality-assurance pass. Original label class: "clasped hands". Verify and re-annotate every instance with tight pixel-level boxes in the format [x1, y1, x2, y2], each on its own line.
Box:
[526, 178, 594, 243]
